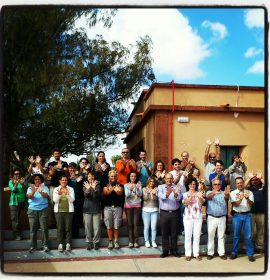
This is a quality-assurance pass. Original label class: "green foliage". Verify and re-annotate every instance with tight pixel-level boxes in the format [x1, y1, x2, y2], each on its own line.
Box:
[111, 154, 121, 167]
[3, 7, 155, 166]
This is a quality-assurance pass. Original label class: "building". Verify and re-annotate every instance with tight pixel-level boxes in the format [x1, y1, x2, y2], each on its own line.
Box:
[124, 82, 265, 175]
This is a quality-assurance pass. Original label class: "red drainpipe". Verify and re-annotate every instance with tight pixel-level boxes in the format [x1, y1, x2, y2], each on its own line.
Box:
[169, 80, 175, 170]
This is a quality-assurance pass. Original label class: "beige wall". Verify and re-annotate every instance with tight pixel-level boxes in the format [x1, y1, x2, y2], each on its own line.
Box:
[172, 111, 264, 177]
[151, 87, 264, 108]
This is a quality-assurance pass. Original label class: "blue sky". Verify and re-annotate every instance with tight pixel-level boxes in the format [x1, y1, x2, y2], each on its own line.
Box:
[77, 7, 265, 87]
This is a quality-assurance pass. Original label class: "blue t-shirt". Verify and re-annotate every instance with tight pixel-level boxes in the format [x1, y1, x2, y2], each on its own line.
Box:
[136, 160, 153, 187]
[27, 185, 50, 211]
[206, 190, 227, 217]
[209, 172, 226, 191]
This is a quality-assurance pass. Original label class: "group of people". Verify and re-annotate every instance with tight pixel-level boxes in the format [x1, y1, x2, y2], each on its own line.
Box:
[6, 139, 265, 263]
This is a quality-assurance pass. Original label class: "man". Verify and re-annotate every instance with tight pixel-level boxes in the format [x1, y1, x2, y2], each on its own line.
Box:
[158, 173, 182, 258]
[230, 177, 255, 262]
[136, 149, 153, 188]
[169, 158, 185, 236]
[204, 138, 221, 186]
[115, 148, 136, 186]
[180, 151, 198, 172]
[245, 172, 265, 253]
[206, 178, 230, 260]
[48, 148, 68, 227]
[209, 160, 229, 191]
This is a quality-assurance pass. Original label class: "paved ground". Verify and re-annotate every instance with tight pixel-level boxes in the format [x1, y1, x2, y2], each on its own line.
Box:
[2, 253, 266, 275]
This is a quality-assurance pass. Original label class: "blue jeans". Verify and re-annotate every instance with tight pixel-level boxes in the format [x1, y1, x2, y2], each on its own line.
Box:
[179, 203, 185, 234]
[232, 213, 254, 256]
[142, 210, 158, 242]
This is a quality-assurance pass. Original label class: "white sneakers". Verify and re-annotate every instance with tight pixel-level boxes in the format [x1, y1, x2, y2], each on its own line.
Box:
[145, 241, 158, 248]
[66, 243, 71, 251]
[145, 241, 151, 248]
[58, 244, 63, 252]
[58, 243, 71, 252]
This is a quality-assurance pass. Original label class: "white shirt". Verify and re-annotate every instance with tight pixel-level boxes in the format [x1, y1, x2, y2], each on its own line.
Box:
[230, 189, 254, 212]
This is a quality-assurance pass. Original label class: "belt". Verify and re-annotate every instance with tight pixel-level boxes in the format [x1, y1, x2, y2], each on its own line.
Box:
[235, 211, 250, 215]
[161, 209, 179, 213]
[208, 214, 226, 218]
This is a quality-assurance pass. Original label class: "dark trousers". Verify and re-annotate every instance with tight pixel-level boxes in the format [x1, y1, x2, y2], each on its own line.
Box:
[10, 203, 27, 238]
[28, 208, 49, 248]
[160, 209, 179, 254]
[125, 208, 141, 243]
[55, 212, 74, 244]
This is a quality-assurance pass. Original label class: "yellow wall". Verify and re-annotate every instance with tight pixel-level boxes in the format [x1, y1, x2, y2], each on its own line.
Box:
[152, 87, 264, 108]
[172, 111, 264, 177]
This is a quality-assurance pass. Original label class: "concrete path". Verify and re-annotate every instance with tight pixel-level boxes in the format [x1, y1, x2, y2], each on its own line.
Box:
[3, 253, 265, 274]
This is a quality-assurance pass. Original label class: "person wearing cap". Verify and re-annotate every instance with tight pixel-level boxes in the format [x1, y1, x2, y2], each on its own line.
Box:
[245, 171, 265, 253]
[26, 174, 50, 253]
[158, 173, 182, 258]
[229, 177, 255, 262]
[204, 138, 221, 186]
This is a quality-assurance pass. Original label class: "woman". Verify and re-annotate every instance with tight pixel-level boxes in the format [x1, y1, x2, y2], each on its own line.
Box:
[103, 170, 124, 249]
[94, 151, 111, 188]
[182, 177, 205, 261]
[142, 177, 159, 248]
[124, 171, 142, 248]
[26, 174, 50, 252]
[28, 155, 46, 176]
[8, 168, 27, 240]
[83, 172, 102, 250]
[53, 175, 75, 252]
[153, 160, 166, 186]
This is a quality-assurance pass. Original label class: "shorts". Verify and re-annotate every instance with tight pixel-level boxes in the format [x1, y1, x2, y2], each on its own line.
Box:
[104, 206, 122, 229]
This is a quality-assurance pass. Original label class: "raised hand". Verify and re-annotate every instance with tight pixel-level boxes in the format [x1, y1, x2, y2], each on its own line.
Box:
[28, 156, 35, 164]
[214, 137, 220, 145]
[256, 171, 262, 179]
[248, 171, 254, 179]
[83, 181, 91, 189]
[206, 138, 212, 146]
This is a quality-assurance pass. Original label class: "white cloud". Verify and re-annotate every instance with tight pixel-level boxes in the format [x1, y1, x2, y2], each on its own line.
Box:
[244, 9, 264, 29]
[201, 20, 228, 41]
[244, 47, 263, 58]
[246, 60, 264, 74]
[76, 9, 211, 81]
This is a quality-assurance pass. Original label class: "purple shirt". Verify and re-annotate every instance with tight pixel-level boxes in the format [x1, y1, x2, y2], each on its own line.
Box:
[158, 183, 182, 211]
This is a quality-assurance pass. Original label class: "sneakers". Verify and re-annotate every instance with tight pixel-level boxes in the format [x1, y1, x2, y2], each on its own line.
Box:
[28, 247, 35, 253]
[58, 244, 64, 252]
[66, 243, 71, 251]
[128, 242, 134, 248]
[108, 240, 114, 249]
[134, 242, 139, 248]
[145, 241, 151, 248]
[43, 246, 50, 252]
[114, 240, 120, 249]
[152, 241, 158, 248]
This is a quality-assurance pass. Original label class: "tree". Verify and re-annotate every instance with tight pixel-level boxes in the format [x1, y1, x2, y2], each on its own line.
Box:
[2, 6, 155, 178]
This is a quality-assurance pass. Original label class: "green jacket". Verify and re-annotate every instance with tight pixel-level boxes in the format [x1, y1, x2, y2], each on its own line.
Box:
[8, 180, 26, 206]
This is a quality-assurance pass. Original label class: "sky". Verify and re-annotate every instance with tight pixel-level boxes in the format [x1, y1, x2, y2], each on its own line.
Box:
[67, 7, 265, 165]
